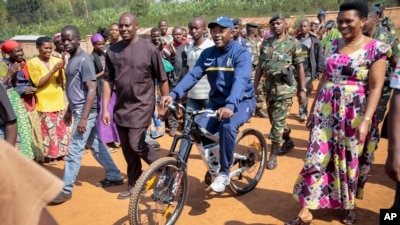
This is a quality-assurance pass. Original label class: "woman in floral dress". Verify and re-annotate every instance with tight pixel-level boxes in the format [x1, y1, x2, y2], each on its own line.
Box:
[285, 2, 388, 225]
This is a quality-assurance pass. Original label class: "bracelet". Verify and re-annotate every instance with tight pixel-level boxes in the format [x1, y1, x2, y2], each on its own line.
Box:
[363, 116, 372, 124]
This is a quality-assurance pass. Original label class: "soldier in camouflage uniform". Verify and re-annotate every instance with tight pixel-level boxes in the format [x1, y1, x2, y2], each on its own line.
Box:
[245, 22, 268, 118]
[363, 7, 400, 137]
[374, 1, 396, 35]
[254, 14, 306, 170]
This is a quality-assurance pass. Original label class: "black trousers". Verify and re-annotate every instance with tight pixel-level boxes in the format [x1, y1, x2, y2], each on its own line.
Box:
[116, 126, 160, 186]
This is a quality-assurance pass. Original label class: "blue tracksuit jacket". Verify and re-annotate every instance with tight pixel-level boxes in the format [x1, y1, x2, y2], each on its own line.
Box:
[170, 40, 255, 111]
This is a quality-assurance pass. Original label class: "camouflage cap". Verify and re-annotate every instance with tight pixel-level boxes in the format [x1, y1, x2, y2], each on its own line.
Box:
[269, 13, 286, 24]
[246, 22, 259, 28]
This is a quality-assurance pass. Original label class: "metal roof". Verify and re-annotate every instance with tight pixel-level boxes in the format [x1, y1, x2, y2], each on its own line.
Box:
[11, 35, 45, 41]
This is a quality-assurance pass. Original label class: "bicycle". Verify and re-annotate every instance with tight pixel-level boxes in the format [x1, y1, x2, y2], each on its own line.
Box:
[128, 102, 268, 225]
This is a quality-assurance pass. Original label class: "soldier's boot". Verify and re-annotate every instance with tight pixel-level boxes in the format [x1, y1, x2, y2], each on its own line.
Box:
[267, 142, 280, 170]
[278, 128, 295, 155]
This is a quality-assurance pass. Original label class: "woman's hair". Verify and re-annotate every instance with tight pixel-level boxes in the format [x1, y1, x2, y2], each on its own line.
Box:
[339, 1, 368, 19]
[36, 36, 52, 48]
[97, 27, 109, 40]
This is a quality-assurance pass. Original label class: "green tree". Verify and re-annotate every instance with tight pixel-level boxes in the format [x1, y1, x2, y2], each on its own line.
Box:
[130, 0, 150, 17]
[0, 0, 8, 27]
[7, 0, 42, 24]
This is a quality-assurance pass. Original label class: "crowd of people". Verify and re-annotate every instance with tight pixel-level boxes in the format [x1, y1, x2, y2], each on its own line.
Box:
[1, 0, 400, 224]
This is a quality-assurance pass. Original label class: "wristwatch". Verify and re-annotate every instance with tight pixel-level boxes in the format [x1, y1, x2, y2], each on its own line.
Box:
[300, 88, 307, 92]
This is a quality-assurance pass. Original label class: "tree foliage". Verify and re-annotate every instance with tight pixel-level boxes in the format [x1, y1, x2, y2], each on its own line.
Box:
[1, 0, 398, 39]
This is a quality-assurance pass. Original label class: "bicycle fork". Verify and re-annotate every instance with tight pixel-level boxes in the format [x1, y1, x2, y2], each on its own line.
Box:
[152, 167, 185, 208]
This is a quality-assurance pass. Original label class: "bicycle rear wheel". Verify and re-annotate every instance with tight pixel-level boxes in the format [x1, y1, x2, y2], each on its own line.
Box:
[129, 157, 188, 225]
[229, 128, 267, 195]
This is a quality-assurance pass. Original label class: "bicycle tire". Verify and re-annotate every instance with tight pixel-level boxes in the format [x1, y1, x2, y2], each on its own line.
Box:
[229, 128, 267, 195]
[129, 157, 189, 225]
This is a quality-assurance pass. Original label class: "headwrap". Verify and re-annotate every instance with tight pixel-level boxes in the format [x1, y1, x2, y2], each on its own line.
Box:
[1, 40, 20, 54]
[91, 34, 104, 44]
[53, 33, 61, 43]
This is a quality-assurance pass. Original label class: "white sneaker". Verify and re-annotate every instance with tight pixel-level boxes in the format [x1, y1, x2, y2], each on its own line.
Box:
[210, 174, 229, 193]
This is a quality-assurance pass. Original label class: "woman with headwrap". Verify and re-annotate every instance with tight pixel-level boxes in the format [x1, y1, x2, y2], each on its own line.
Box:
[27, 36, 69, 165]
[91, 33, 120, 152]
[0, 40, 37, 159]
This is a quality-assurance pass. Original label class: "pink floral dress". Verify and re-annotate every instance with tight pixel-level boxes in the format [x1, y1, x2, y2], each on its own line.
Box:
[292, 39, 388, 210]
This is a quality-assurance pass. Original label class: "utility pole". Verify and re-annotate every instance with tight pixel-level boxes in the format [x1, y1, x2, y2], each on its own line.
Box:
[83, 0, 92, 34]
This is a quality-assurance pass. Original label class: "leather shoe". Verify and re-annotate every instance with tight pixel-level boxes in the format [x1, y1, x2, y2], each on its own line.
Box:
[117, 186, 133, 199]
[96, 178, 124, 187]
[50, 192, 72, 205]
[254, 109, 268, 118]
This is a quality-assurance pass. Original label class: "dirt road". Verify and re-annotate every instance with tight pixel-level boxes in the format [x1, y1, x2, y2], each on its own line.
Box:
[46, 97, 395, 225]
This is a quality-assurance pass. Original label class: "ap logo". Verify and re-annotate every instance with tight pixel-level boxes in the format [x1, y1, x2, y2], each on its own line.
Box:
[380, 209, 400, 225]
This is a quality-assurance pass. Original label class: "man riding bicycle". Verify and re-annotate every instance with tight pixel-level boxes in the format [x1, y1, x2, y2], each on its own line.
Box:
[161, 16, 255, 193]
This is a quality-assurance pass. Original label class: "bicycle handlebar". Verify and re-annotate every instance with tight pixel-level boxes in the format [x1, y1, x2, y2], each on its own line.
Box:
[168, 101, 218, 118]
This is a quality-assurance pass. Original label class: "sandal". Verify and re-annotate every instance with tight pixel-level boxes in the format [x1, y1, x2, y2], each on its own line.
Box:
[342, 210, 357, 225]
[285, 216, 311, 225]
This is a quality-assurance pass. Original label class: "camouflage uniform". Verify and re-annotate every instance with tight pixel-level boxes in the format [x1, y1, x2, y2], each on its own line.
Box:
[373, 27, 400, 123]
[379, 16, 396, 35]
[245, 37, 265, 111]
[259, 35, 304, 144]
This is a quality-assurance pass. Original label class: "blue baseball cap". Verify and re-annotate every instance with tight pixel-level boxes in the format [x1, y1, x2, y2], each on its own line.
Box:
[208, 16, 234, 30]
[318, 10, 326, 16]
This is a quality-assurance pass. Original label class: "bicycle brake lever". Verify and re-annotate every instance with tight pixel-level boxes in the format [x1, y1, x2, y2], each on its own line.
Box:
[168, 102, 176, 110]
[206, 111, 218, 118]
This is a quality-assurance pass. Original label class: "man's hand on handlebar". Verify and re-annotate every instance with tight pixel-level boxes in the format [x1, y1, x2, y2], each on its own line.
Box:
[217, 107, 233, 121]
[160, 95, 173, 117]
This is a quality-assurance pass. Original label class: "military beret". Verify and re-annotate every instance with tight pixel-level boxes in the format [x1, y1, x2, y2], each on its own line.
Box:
[269, 14, 286, 24]
[246, 22, 259, 28]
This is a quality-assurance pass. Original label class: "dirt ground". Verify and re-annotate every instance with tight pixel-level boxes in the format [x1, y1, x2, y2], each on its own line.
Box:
[46, 94, 396, 225]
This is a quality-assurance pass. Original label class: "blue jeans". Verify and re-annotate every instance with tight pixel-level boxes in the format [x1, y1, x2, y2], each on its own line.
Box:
[62, 110, 122, 195]
[196, 98, 255, 175]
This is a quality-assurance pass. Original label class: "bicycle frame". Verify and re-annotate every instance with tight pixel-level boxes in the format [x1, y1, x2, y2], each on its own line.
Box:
[166, 103, 219, 173]
[166, 103, 250, 179]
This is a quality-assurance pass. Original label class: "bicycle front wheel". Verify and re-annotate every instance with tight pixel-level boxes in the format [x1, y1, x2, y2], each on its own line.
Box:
[129, 157, 189, 225]
[229, 128, 267, 195]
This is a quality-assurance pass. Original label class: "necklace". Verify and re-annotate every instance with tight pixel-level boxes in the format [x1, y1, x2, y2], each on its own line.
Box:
[343, 36, 365, 47]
